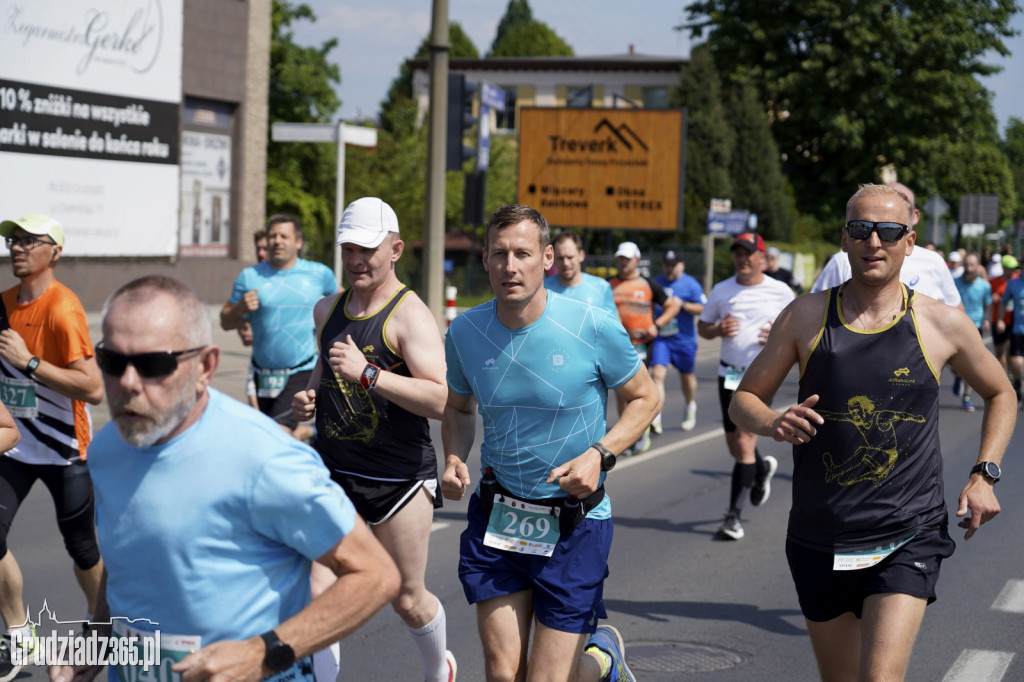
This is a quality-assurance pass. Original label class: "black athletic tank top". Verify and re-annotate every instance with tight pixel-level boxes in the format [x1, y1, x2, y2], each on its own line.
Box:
[313, 286, 437, 480]
[789, 285, 946, 552]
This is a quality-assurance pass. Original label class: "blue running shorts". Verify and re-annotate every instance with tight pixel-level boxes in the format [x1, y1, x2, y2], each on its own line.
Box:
[458, 492, 612, 634]
[650, 337, 697, 374]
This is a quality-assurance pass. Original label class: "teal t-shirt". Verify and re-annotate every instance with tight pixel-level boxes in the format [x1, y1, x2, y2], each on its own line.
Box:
[445, 292, 642, 519]
[229, 259, 337, 370]
[544, 273, 618, 318]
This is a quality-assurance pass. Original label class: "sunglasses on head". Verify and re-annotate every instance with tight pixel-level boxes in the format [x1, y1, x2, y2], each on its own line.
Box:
[95, 345, 206, 378]
[844, 220, 910, 242]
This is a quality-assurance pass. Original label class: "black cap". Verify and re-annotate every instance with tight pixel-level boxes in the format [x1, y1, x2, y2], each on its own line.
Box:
[664, 250, 681, 266]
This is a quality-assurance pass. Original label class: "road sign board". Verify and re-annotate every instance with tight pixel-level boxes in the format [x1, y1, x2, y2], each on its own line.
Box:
[516, 108, 685, 231]
[706, 210, 749, 235]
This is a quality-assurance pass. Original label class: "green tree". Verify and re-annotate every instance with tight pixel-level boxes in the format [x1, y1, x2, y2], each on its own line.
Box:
[489, 0, 573, 57]
[380, 22, 478, 133]
[683, 0, 1019, 222]
[490, 0, 534, 54]
[1002, 117, 1024, 222]
[266, 0, 341, 264]
[670, 45, 734, 243]
[724, 80, 795, 241]
[490, 22, 574, 57]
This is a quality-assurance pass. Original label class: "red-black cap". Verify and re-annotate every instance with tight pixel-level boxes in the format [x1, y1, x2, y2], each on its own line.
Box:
[731, 232, 765, 253]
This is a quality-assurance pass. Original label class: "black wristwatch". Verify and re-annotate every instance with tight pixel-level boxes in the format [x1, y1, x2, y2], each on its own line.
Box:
[970, 461, 1001, 483]
[592, 442, 617, 472]
[260, 630, 295, 672]
[359, 363, 380, 390]
[25, 356, 40, 377]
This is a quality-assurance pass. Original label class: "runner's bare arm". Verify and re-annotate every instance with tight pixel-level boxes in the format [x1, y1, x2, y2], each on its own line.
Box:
[0, 402, 17, 453]
[173, 522, 399, 682]
[372, 294, 447, 420]
[219, 289, 259, 331]
[291, 295, 341, 423]
[441, 391, 476, 501]
[0, 330, 103, 404]
[731, 297, 825, 444]
[917, 300, 1017, 539]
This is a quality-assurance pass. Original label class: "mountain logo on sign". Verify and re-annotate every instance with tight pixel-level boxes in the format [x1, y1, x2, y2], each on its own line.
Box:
[593, 120, 648, 152]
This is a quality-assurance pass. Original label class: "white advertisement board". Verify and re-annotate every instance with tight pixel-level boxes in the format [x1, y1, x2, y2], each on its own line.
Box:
[179, 131, 231, 258]
[0, 0, 183, 256]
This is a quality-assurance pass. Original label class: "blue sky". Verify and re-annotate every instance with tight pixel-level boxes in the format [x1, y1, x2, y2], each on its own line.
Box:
[293, 0, 1023, 135]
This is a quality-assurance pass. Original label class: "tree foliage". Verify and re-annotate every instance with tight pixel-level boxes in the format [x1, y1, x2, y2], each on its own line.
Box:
[266, 0, 341, 264]
[683, 0, 1020, 224]
[724, 80, 796, 241]
[380, 22, 478, 133]
[489, 0, 573, 57]
[670, 45, 734, 242]
[1002, 118, 1024, 222]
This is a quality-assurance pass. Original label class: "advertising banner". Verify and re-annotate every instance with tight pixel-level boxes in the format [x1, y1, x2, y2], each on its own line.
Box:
[0, 0, 183, 256]
[516, 108, 685, 231]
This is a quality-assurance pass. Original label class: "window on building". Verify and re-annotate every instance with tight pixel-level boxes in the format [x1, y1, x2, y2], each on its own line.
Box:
[567, 85, 593, 108]
[496, 87, 517, 131]
[642, 87, 669, 109]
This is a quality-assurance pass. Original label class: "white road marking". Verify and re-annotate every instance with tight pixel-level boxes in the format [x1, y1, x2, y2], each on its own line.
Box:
[616, 428, 724, 470]
[992, 579, 1024, 613]
[431, 522, 450, 532]
[942, 649, 1015, 682]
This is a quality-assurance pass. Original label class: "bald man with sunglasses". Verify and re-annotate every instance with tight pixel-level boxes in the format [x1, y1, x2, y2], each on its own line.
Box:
[52, 275, 399, 682]
[729, 184, 1016, 681]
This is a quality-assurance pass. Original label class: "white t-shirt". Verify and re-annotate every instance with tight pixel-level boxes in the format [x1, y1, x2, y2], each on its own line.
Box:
[700, 275, 795, 375]
[811, 247, 961, 306]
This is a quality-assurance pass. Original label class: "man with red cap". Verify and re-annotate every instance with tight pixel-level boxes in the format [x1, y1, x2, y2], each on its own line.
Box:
[698, 232, 794, 540]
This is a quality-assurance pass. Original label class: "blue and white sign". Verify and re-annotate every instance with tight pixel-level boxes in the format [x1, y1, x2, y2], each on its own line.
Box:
[481, 83, 506, 112]
[706, 210, 750, 235]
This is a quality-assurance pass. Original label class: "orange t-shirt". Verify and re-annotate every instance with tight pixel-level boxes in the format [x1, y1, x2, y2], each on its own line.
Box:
[1, 280, 94, 461]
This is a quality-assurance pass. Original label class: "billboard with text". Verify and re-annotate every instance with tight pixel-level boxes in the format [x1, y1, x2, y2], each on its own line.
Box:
[516, 108, 685, 230]
[0, 0, 183, 256]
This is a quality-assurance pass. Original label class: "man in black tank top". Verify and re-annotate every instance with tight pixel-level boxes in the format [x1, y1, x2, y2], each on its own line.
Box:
[728, 184, 1016, 681]
[291, 198, 455, 682]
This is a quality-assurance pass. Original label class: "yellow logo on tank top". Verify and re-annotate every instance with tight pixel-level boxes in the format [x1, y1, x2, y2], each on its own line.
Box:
[889, 366, 915, 385]
[819, 395, 925, 486]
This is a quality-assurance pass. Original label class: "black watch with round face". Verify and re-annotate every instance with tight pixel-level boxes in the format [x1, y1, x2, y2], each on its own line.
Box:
[970, 461, 1001, 483]
[260, 630, 295, 672]
[592, 442, 616, 472]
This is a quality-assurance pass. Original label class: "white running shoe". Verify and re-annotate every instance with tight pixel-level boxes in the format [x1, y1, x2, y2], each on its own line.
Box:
[651, 414, 663, 435]
[681, 402, 697, 431]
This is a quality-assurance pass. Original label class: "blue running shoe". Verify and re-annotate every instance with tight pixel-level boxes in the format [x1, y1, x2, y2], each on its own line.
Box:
[585, 625, 635, 682]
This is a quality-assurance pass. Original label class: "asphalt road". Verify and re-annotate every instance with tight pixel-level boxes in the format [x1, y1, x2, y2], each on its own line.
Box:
[10, 312, 1024, 681]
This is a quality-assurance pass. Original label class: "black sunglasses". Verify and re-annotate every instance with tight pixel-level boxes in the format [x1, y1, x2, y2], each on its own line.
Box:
[5, 235, 56, 250]
[844, 220, 910, 242]
[95, 345, 207, 378]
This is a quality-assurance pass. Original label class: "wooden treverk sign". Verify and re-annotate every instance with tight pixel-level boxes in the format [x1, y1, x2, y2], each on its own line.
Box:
[516, 107, 685, 230]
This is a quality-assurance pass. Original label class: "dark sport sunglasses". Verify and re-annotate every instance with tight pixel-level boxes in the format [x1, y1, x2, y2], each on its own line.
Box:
[844, 220, 910, 242]
[95, 344, 207, 378]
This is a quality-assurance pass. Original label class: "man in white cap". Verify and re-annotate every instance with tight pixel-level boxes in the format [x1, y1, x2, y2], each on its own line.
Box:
[0, 214, 104, 679]
[220, 214, 338, 440]
[609, 242, 680, 454]
[292, 197, 455, 682]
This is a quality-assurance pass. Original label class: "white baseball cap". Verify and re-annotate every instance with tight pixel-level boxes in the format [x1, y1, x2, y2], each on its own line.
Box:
[615, 242, 641, 259]
[336, 197, 399, 248]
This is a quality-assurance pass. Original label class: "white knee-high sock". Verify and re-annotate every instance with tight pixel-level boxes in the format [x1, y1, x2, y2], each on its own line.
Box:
[409, 598, 448, 682]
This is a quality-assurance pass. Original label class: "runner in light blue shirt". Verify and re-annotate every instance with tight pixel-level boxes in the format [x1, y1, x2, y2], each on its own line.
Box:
[441, 205, 658, 682]
[544, 232, 617, 316]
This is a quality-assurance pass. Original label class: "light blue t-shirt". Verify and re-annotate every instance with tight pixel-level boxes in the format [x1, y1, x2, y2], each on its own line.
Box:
[544, 273, 618, 317]
[445, 292, 642, 519]
[1004, 277, 1024, 335]
[229, 259, 337, 370]
[89, 389, 356, 646]
[654, 272, 707, 348]
[954, 276, 991, 328]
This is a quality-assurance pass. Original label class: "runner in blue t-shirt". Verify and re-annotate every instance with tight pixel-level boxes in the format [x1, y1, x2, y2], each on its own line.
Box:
[998, 265, 1024, 405]
[952, 253, 992, 411]
[221, 215, 337, 439]
[651, 250, 707, 434]
[443, 205, 659, 682]
[51, 275, 397, 682]
[544, 231, 617, 316]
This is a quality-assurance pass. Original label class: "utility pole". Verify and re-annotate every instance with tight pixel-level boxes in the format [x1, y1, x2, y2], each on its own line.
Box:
[423, 0, 449, 327]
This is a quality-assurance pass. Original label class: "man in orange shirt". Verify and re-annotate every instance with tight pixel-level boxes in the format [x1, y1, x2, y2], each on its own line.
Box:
[0, 214, 104, 681]
[609, 242, 680, 454]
